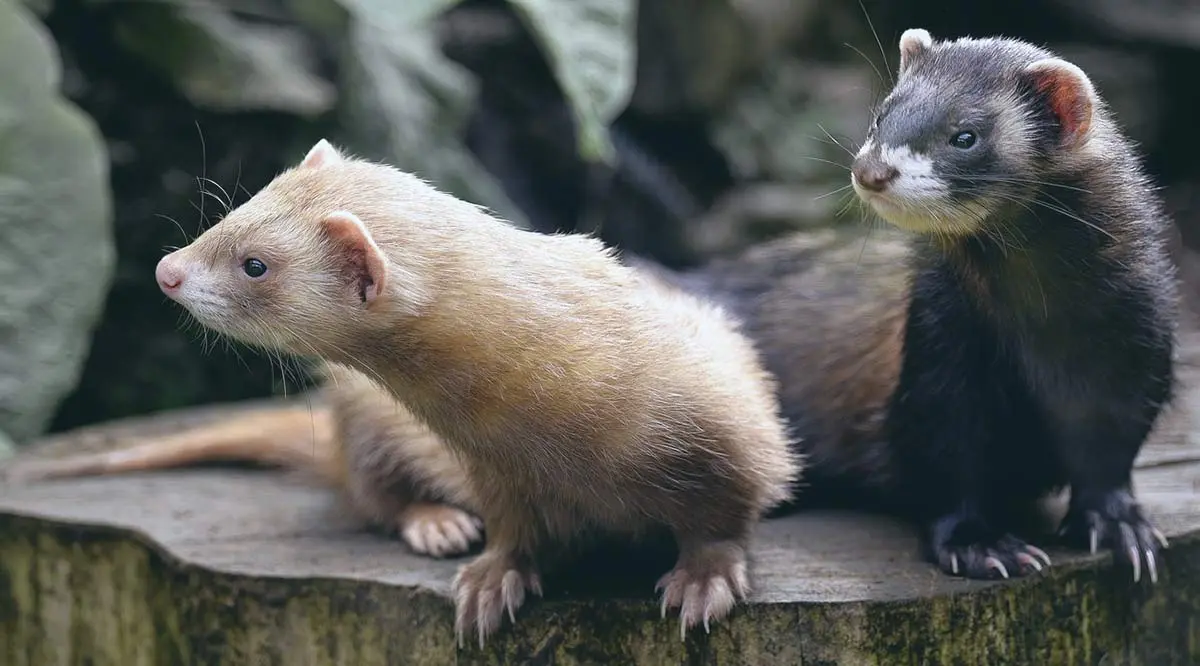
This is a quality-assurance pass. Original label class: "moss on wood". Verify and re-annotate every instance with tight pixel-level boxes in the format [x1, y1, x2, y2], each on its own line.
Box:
[3, 394, 1200, 665]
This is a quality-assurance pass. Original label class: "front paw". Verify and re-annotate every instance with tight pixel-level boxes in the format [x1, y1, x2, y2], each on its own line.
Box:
[397, 502, 484, 558]
[928, 510, 1052, 580]
[451, 549, 543, 648]
[655, 540, 749, 640]
[1059, 488, 1168, 583]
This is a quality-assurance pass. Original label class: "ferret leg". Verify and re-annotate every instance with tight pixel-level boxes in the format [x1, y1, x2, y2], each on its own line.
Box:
[1055, 413, 1166, 583]
[924, 504, 1052, 580]
[912, 439, 1054, 579]
[894, 274, 1052, 580]
[343, 469, 483, 558]
[656, 529, 751, 639]
[450, 510, 543, 648]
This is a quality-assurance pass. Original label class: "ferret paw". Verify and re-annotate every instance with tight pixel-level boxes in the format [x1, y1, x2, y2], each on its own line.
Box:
[451, 549, 542, 648]
[398, 503, 484, 558]
[655, 540, 749, 640]
[1058, 488, 1167, 584]
[929, 511, 1052, 580]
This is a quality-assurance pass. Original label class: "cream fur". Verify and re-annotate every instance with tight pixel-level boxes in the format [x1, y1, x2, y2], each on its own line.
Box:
[154, 140, 801, 646]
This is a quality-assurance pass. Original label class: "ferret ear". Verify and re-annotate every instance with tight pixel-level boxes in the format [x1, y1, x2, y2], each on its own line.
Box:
[1023, 58, 1097, 149]
[300, 139, 344, 170]
[319, 211, 389, 308]
[898, 28, 933, 73]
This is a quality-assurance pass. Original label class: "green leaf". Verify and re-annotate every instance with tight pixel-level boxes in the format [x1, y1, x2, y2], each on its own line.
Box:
[0, 0, 115, 441]
[103, 1, 336, 115]
[336, 0, 462, 32]
[0, 1, 58, 96]
[336, 11, 529, 228]
[19, 0, 50, 16]
[505, 0, 638, 163]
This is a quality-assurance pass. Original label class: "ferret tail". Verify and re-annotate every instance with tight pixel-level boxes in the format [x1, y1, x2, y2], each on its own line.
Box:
[4, 405, 342, 486]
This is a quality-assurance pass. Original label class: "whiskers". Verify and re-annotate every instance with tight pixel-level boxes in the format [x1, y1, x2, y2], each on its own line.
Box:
[857, 0, 893, 87]
[798, 130, 892, 270]
[814, 183, 852, 201]
[811, 123, 859, 161]
[156, 122, 244, 248]
[194, 121, 229, 232]
[949, 175, 1118, 245]
[795, 155, 851, 172]
[155, 213, 192, 247]
[190, 121, 253, 234]
[175, 301, 318, 401]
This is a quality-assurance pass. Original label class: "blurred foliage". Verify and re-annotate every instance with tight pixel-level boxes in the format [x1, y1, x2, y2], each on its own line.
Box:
[1, 0, 1194, 435]
[503, 0, 637, 162]
[102, 1, 336, 116]
[74, 0, 637, 227]
[0, 0, 113, 445]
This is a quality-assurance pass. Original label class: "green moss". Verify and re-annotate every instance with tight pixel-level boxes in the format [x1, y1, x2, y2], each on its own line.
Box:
[1, 516, 1198, 665]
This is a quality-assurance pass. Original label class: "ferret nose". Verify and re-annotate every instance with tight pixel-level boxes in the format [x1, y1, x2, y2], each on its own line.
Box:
[852, 161, 899, 192]
[156, 256, 184, 295]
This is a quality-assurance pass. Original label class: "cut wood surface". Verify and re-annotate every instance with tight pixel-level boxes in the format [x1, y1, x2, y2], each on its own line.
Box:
[4, 319, 1200, 665]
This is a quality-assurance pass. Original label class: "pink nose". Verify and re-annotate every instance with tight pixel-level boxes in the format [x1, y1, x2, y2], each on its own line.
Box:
[156, 255, 185, 294]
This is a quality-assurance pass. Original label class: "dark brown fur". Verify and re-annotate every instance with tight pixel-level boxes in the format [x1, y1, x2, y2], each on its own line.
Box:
[645, 227, 914, 505]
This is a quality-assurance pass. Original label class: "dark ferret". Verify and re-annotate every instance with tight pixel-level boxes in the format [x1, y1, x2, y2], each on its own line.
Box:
[692, 28, 1178, 582]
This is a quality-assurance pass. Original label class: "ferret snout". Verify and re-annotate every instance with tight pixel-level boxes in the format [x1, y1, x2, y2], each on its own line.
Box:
[851, 158, 899, 193]
[156, 255, 185, 296]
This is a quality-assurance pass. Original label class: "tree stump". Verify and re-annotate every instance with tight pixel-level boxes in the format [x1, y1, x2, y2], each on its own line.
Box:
[5, 320, 1200, 665]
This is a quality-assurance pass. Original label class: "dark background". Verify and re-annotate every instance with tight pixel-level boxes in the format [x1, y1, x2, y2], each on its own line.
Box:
[38, 0, 1200, 433]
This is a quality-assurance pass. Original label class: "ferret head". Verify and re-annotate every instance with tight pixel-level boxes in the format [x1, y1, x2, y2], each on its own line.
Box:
[154, 139, 437, 360]
[850, 29, 1101, 236]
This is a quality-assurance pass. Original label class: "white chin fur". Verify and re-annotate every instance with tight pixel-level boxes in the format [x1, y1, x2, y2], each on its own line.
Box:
[853, 182, 982, 235]
[172, 288, 263, 347]
[878, 145, 946, 201]
[865, 196, 983, 235]
[178, 298, 236, 336]
[853, 144, 982, 235]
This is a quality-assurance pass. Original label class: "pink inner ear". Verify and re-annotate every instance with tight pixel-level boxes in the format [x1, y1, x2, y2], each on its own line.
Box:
[321, 213, 387, 305]
[1028, 65, 1093, 143]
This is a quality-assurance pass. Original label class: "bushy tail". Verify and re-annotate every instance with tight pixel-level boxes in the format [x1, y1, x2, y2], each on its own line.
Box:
[4, 404, 342, 485]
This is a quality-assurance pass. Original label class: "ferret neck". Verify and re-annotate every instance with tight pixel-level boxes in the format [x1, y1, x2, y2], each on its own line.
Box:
[327, 260, 538, 420]
[928, 179, 1130, 322]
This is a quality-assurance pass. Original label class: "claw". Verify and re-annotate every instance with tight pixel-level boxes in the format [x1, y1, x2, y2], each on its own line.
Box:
[984, 556, 1009, 579]
[656, 577, 671, 619]
[658, 541, 745, 640]
[1062, 492, 1166, 585]
[1016, 551, 1043, 572]
[400, 504, 484, 558]
[1151, 527, 1170, 550]
[502, 572, 524, 623]
[1120, 523, 1142, 583]
[451, 552, 540, 649]
[1025, 544, 1052, 567]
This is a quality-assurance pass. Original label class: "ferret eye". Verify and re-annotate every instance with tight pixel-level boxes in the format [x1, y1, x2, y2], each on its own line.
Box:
[950, 131, 977, 149]
[242, 258, 268, 278]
